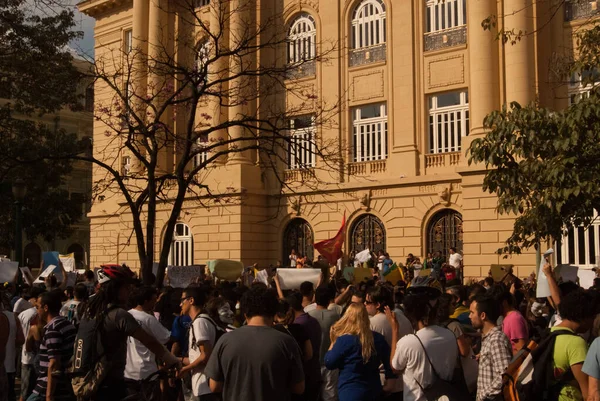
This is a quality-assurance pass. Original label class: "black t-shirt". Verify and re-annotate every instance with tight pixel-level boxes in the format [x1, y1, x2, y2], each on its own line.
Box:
[205, 325, 304, 401]
[102, 307, 141, 380]
[274, 324, 309, 357]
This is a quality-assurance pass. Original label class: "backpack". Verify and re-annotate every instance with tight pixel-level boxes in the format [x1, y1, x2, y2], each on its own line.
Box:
[502, 329, 579, 401]
[69, 306, 117, 401]
[190, 315, 226, 351]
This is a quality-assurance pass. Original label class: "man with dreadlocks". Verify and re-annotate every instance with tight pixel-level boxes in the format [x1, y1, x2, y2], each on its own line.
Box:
[79, 265, 180, 401]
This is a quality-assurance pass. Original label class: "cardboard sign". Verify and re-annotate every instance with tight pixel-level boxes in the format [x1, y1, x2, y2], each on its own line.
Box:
[342, 266, 355, 283]
[353, 268, 373, 284]
[578, 269, 596, 289]
[276, 268, 321, 290]
[555, 264, 579, 283]
[167, 265, 203, 288]
[34, 264, 64, 284]
[209, 260, 244, 281]
[59, 253, 75, 272]
[0, 261, 19, 283]
[384, 268, 403, 284]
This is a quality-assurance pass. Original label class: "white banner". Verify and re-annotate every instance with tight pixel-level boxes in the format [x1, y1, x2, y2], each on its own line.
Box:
[59, 253, 75, 272]
[167, 265, 203, 288]
[277, 268, 321, 290]
[208, 260, 244, 281]
[578, 269, 596, 289]
[0, 261, 19, 283]
[34, 264, 64, 284]
[555, 264, 579, 283]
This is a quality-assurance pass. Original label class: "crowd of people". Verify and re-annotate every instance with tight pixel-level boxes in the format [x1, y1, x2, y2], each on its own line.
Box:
[1, 257, 600, 401]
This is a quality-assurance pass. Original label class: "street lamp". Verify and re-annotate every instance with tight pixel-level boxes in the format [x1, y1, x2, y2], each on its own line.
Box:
[12, 178, 27, 266]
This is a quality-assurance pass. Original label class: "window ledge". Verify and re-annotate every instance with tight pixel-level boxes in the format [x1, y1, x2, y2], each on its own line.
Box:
[349, 44, 387, 68]
[348, 159, 387, 175]
[284, 168, 316, 182]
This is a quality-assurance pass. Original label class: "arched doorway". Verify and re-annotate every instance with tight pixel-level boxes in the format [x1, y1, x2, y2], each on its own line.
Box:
[350, 214, 386, 254]
[168, 222, 194, 266]
[282, 219, 314, 265]
[23, 242, 42, 271]
[426, 209, 463, 261]
[67, 243, 86, 269]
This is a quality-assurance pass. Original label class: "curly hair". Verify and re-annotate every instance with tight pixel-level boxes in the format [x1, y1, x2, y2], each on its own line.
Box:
[240, 287, 279, 319]
[559, 289, 595, 323]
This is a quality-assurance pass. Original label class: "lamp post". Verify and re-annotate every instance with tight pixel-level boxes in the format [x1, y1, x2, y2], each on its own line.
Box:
[12, 178, 27, 266]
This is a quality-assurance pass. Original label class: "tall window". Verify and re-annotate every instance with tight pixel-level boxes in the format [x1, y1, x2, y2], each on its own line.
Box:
[352, 103, 388, 162]
[193, 133, 209, 168]
[287, 14, 316, 64]
[194, 0, 209, 7]
[168, 223, 193, 266]
[425, 0, 466, 33]
[351, 0, 386, 49]
[569, 69, 600, 105]
[124, 30, 133, 54]
[428, 91, 469, 154]
[288, 115, 316, 169]
[195, 40, 211, 85]
[556, 214, 600, 269]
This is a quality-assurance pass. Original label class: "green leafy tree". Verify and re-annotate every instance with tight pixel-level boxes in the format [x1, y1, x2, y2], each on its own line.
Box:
[468, 25, 600, 254]
[0, 0, 85, 251]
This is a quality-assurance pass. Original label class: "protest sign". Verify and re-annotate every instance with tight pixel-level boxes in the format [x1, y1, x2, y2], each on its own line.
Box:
[209, 260, 244, 281]
[555, 265, 579, 283]
[255, 269, 270, 286]
[59, 253, 75, 272]
[276, 268, 321, 290]
[342, 266, 355, 283]
[353, 268, 372, 284]
[20, 267, 33, 282]
[34, 265, 64, 284]
[536, 249, 553, 298]
[0, 261, 19, 283]
[578, 269, 595, 289]
[354, 249, 371, 264]
[167, 265, 203, 288]
[43, 252, 60, 269]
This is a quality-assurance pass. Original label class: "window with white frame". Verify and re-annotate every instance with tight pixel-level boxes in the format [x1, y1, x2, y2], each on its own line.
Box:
[287, 14, 316, 64]
[556, 213, 600, 269]
[428, 91, 469, 154]
[168, 223, 194, 266]
[124, 30, 133, 54]
[193, 0, 209, 8]
[352, 103, 388, 162]
[195, 40, 211, 85]
[568, 69, 600, 105]
[425, 0, 466, 33]
[288, 115, 316, 169]
[193, 133, 209, 168]
[351, 0, 386, 49]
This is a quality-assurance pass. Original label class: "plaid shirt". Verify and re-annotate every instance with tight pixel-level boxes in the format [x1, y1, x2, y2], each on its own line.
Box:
[476, 326, 512, 401]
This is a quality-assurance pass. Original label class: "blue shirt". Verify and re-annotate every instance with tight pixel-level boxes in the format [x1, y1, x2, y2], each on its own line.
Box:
[583, 337, 600, 379]
[171, 315, 192, 356]
[324, 332, 394, 401]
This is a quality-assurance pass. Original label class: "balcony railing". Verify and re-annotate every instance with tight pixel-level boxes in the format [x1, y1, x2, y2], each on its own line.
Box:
[284, 168, 315, 183]
[349, 44, 387, 67]
[348, 160, 387, 176]
[424, 26, 467, 52]
[565, 0, 600, 21]
[425, 152, 461, 170]
[285, 60, 316, 80]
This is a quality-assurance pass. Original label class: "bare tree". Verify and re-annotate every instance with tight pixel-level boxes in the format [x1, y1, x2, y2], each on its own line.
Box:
[73, 0, 342, 283]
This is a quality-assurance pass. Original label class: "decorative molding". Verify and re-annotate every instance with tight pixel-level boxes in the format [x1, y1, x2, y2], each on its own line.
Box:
[438, 183, 452, 206]
[351, 69, 385, 101]
[290, 197, 302, 216]
[427, 54, 465, 89]
[358, 190, 372, 211]
[283, 0, 319, 22]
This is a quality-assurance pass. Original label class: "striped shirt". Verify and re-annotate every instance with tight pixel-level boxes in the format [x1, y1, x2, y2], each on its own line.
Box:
[33, 316, 77, 396]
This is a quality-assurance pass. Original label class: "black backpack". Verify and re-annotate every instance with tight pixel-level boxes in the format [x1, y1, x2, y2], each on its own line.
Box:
[69, 306, 117, 400]
[190, 315, 226, 350]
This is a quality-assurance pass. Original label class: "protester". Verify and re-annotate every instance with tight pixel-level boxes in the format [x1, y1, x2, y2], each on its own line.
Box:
[124, 286, 171, 401]
[446, 286, 471, 325]
[205, 297, 236, 331]
[2, 295, 24, 401]
[59, 283, 87, 325]
[179, 286, 220, 401]
[469, 294, 512, 401]
[387, 292, 458, 401]
[290, 249, 298, 268]
[308, 287, 340, 401]
[448, 247, 463, 282]
[205, 287, 305, 401]
[29, 290, 77, 401]
[83, 270, 96, 296]
[274, 299, 313, 362]
[0, 307, 8, 401]
[301, 281, 317, 312]
[325, 303, 395, 401]
[496, 286, 529, 355]
[19, 288, 44, 401]
[78, 265, 179, 401]
[13, 287, 33, 316]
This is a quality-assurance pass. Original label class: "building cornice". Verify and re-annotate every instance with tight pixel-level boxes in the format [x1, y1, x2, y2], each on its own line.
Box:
[77, 0, 130, 17]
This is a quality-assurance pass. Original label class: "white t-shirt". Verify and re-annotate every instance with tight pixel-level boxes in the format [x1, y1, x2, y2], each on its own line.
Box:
[188, 314, 217, 396]
[60, 300, 81, 323]
[394, 308, 414, 339]
[19, 306, 38, 365]
[13, 298, 31, 315]
[391, 326, 458, 401]
[370, 313, 393, 346]
[124, 309, 171, 381]
[304, 303, 317, 313]
[448, 253, 463, 268]
[328, 303, 343, 316]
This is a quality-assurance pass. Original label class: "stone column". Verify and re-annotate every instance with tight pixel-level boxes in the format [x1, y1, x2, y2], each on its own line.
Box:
[209, 0, 228, 164]
[227, 0, 253, 165]
[131, 0, 149, 110]
[504, 0, 536, 105]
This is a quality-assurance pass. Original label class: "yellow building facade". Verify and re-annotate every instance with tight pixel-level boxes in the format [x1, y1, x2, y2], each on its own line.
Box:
[78, 0, 600, 278]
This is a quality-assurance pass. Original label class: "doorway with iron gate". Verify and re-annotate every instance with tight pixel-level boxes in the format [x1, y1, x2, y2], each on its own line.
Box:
[426, 209, 463, 261]
[282, 218, 314, 266]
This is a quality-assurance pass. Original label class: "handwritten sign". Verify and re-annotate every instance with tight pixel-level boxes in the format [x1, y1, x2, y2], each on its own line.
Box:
[167, 265, 203, 288]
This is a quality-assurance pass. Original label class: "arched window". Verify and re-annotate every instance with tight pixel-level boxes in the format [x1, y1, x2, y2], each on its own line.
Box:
[350, 214, 386, 254]
[287, 14, 316, 64]
[351, 0, 386, 49]
[67, 243, 86, 269]
[24, 242, 42, 271]
[426, 209, 463, 261]
[282, 219, 314, 265]
[168, 223, 194, 266]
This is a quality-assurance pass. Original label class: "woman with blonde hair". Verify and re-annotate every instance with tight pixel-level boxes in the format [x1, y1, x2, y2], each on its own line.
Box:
[324, 303, 395, 401]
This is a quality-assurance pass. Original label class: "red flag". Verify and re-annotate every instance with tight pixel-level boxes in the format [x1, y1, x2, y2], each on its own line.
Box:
[314, 212, 346, 265]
